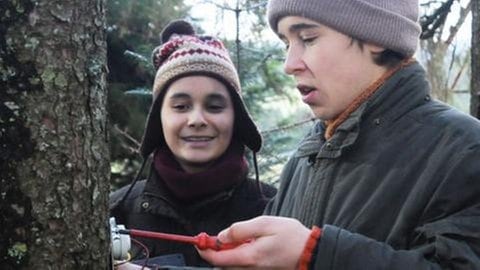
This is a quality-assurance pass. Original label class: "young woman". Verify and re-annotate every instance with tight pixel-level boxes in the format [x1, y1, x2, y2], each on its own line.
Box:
[109, 20, 276, 268]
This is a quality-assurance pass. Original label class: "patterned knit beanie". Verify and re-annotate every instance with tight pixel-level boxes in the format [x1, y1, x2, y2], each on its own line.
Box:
[139, 19, 262, 158]
[267, 0, 421, 57]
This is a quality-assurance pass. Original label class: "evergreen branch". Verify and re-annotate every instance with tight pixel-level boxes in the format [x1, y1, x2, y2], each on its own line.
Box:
[113, 124, 141, 149]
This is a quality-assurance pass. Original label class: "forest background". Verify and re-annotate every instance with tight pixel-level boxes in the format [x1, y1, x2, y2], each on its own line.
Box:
[0, 0, 476, 269]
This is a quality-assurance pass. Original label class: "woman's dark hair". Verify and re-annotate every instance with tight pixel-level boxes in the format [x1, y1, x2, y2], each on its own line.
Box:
[350, 38, 407, 68]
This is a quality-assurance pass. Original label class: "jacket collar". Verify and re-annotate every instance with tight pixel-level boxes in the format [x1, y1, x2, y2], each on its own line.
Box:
[366, 62, 431, 123]
[295, 62, 430, 159]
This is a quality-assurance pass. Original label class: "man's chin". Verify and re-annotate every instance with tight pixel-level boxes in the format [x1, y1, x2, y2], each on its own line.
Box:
[311, 109, 338, 121]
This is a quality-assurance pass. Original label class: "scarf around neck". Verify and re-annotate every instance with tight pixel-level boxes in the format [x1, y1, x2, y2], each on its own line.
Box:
[153, 142, 248, 201]
[324, 58, 415, 139]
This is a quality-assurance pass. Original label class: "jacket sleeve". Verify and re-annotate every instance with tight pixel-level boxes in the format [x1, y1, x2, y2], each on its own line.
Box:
[312, 147, 480, 270]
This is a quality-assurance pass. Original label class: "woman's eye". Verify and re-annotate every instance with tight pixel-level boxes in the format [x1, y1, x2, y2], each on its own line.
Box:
[207, 104, 225, 112]
[172, 104, 189, 111]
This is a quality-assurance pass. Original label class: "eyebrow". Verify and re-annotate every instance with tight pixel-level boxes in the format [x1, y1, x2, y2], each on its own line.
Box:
[289, 23, 319, 32]
[278, 22, 319, 39]
[168, 92, 228, 101]
[169, 92, 190, 99]
[207, 92, 228, 99]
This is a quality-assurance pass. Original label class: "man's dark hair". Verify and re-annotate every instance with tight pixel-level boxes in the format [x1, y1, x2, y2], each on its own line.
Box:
[351, 38, 407, 68]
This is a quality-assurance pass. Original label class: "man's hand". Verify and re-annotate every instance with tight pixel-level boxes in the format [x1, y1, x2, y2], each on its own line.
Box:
[198, 215, 311, 269]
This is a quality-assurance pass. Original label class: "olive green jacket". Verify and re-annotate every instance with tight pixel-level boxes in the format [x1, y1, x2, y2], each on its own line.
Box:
[266, 62, 480, 269]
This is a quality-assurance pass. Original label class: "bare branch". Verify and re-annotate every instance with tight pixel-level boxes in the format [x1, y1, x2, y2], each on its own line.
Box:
[201, 0, 236, 11]
[449, 58, 469, 91]
[420, 0, 454, 40]
[113, 124, 141, 148]
[261, 118, 316, 135]
[445, 0, 472, 45]
[200, 0, 267, 12]
[243, 2, 267, 11]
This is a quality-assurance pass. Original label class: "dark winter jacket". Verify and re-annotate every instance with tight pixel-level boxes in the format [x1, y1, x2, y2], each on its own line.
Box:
[110, 166, 276, 267]
[265, 62, 480, 269]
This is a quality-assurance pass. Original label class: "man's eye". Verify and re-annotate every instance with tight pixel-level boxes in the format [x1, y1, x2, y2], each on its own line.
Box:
[301, 36, 317, 45]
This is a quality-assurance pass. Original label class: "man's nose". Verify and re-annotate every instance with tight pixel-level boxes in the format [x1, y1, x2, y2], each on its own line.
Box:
[283, 46, 306, 75]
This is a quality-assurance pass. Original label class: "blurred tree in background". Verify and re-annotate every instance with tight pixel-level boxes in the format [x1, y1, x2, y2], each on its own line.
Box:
[225, 35, 313, 184]
[471, 0, 479, 118]
[214, 0, 314, 184]
[419, 0, 472, 111]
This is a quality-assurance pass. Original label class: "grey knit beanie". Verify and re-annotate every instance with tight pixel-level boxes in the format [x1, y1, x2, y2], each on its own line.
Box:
[267, 0, 421, 56]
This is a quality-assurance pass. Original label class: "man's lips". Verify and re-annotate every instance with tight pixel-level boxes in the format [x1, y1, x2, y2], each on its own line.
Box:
[297, 84, 318, 105]
[297, 84, 316, 96]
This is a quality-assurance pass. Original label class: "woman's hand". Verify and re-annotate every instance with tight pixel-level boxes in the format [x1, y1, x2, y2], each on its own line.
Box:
[198, 215, 311, 269]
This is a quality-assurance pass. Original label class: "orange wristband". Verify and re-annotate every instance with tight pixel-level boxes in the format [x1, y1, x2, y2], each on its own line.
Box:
[298, 226, 322, 270]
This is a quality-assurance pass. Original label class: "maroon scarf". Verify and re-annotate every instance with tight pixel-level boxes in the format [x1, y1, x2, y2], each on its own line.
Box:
[153, 142, 248, 201]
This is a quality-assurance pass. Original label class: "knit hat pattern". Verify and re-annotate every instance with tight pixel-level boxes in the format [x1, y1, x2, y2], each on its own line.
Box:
[139, 20, 262, 158]
[267, 0, 421, 56]
[151, 34, 241, 100]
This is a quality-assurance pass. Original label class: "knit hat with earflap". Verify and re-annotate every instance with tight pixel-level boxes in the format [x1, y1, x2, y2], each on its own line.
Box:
[139, 19, 262, 158]
[267, 0, 421, 57]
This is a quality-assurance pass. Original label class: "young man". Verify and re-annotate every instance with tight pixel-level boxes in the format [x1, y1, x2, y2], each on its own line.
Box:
[199, 0, 480, 269]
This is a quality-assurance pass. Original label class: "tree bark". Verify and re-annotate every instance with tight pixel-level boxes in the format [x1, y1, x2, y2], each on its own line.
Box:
[472, 0, 480, 118]
[0, 0, 110, 269]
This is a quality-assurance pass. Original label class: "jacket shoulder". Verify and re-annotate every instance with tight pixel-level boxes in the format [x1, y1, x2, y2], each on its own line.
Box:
[109, 180, 147, 212]
[410, 101, 480, 144]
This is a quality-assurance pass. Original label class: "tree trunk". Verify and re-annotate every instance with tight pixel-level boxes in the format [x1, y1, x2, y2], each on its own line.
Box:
[0, 1, 110, 269]
[472, 0, 480, 118]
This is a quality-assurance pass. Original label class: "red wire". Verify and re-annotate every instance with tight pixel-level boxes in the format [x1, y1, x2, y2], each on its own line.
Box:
[131, 238, 150, 270]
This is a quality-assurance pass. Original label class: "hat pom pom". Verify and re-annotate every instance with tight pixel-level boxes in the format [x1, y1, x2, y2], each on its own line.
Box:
[160, 19, 195, 43]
